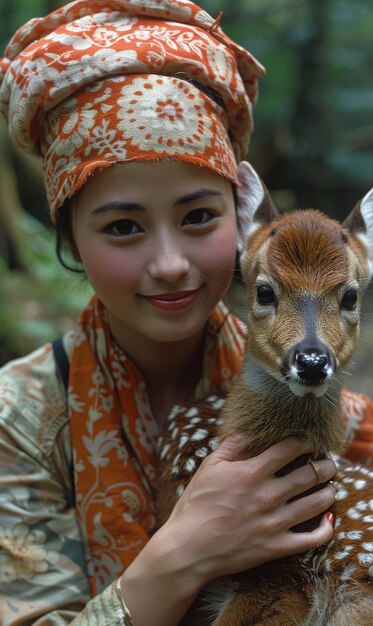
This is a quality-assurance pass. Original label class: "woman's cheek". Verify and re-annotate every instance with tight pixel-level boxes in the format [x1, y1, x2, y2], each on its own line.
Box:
[81, 246, 144, 294]
[201, 227, 237, 279]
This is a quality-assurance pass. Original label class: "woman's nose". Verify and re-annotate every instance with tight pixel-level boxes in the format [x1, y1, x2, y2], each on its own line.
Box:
[147, 236, 191, 282]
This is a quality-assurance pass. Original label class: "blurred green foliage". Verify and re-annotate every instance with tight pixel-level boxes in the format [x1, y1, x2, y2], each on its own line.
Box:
[0, 213, 92, 363]
[0, 0, 372, 373]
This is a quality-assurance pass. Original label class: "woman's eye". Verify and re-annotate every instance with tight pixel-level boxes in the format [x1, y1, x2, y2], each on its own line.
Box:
[182, 209, 216, 226]
[341, 289, 358, 310]
[256, 284, 276, 305]
[104, 220, 142, 237]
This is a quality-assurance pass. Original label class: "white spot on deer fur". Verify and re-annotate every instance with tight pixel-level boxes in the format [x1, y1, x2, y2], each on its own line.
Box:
[172, 453, 181, 468]
[160, 444, 170, 460]
[185, 458, 196, 473]
[195, 447, 209, 458]
[363, 515, 373, 523]
[362, 542, 373, 552]
[185, 408, 199, 417]
[347, 507, 360, 520]
[369, 566, 373, 578]
[356, 500, 369, 510]
[191, 429, 208, 441]
[209, 437, 220, 450]
[346, 530, 362, 539]
[358, 553, 373, 566]
[176, 485, 185, 498]
[190, 417, 201, 425]
[340, 564, 357, 581]
[167, 405, 180, 419]
[171, 426, 179, 440]
[179, 435, 189, 448]
[334, 517, 342, 528]
[354, 479, 366, 489]
[337, 530, 363, 540]
[335, 547, 353, 560]
[336, 487, 348, 500]
[211, 398, 225, 410]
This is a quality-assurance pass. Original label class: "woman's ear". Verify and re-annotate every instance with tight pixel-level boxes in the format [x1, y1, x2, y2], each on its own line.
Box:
[236, 161, 280, 252]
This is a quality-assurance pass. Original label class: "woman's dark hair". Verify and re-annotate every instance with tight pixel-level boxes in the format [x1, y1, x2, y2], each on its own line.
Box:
[55, 195, 84, 273]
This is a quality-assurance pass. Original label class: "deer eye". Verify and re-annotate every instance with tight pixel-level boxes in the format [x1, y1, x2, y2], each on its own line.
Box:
[341, 289, 358, 310]
[256, 285, 276, 305]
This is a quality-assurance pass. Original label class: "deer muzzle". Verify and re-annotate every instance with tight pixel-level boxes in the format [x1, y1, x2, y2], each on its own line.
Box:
[282, 341, 336, 396]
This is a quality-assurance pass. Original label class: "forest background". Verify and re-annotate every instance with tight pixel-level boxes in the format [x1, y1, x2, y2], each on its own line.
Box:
[0, 0, 372, 395]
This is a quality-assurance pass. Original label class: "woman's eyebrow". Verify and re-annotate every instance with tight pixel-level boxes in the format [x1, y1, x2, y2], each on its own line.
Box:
[91, 189, 222, 214]
[92, 201, 145, 214]
[174, 188, 222, 206]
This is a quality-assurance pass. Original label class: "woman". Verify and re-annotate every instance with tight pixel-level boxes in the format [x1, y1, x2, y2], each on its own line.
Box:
[0, 1, 372, 624]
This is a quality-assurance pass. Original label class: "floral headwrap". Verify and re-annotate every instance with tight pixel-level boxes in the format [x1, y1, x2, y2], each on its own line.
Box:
[0, 0, 264, 221]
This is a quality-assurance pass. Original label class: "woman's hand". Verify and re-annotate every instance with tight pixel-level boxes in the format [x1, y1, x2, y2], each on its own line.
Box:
[162, 434, 336, 583]
[120, 435, 336, 626]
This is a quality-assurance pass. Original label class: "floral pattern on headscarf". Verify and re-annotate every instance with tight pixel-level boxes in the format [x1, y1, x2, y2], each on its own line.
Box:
[0, 0, 265, 220]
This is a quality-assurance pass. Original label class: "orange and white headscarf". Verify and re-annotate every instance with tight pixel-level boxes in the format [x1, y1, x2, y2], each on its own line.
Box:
[0, 0, 265, 220]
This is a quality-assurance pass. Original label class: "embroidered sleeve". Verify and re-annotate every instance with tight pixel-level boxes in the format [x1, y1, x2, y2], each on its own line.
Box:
[0, 348, 127, 625]
[68, 582, 130, 626]
[341, 387, 373, 465]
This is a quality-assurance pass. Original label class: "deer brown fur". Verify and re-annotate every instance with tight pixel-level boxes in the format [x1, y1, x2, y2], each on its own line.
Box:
[157, 163, 373, 625]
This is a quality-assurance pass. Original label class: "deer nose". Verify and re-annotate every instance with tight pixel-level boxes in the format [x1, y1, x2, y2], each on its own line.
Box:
[282, 341, 335, 386]
[295, 351, 330, 384]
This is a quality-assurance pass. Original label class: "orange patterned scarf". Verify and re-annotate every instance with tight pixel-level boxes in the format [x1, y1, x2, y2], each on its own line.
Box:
[68, 295, 245, 595]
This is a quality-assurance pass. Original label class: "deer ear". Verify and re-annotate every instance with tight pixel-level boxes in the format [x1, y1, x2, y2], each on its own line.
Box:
[236, 161, 280, 252]
[343, 188, 373, 280]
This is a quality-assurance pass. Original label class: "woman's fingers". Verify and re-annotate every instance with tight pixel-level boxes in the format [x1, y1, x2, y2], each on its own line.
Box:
[275, 457, 336, 502]
[250, 437, 314, 477]
[282, 482, 336, 528]
[276, 512, 335, 558]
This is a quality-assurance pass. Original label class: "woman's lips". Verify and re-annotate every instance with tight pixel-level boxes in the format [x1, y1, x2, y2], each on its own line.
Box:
[142, 289, 200, 311]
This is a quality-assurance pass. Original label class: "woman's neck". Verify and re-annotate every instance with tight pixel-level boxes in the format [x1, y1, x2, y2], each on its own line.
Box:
[109, 316, 207, 427]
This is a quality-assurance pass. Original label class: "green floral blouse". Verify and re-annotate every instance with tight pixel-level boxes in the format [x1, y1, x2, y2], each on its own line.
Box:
[0, 336, 130, 625]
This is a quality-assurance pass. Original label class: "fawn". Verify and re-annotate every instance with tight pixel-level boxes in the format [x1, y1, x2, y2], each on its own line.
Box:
[157, 162, 373, 625]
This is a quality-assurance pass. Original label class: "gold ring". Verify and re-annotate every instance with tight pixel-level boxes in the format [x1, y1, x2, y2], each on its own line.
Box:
[307, 459, 321, 487]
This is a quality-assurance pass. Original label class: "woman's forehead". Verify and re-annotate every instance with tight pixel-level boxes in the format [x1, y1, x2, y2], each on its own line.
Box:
[78, 160, 233, 203]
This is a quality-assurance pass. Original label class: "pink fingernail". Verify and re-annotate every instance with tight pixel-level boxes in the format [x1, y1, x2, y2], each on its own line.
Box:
[326, 512, 334, 525]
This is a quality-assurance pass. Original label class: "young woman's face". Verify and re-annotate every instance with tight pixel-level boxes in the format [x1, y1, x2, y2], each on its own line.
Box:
[73, 160, 237, 348]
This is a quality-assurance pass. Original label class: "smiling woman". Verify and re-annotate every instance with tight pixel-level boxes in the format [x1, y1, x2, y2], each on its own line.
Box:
[0, 1, 372, 625]
[72, 161, 237, 353]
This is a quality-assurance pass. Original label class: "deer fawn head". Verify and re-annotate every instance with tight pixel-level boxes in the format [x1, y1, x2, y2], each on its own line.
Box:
[236, 162, 373, 400]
